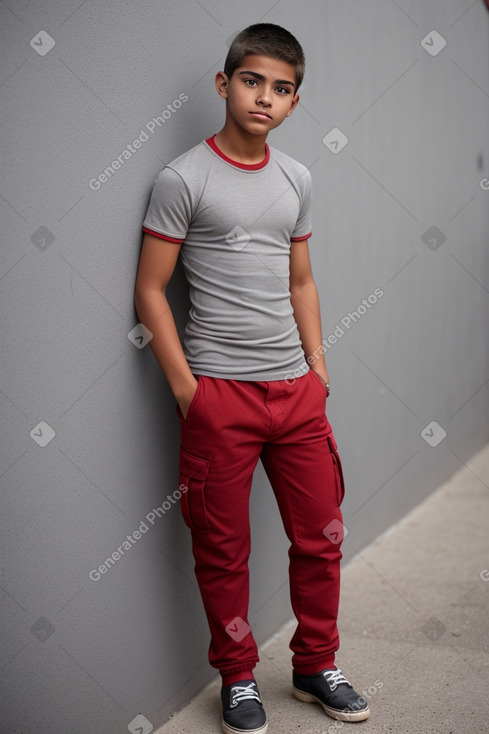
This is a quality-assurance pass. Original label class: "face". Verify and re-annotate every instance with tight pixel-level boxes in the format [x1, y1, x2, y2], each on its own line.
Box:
[216, 54, 300, 135]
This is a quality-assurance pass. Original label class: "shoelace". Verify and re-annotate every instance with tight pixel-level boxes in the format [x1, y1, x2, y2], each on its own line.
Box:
[323, 668, 350, 691]
[230, 682, 261, 708]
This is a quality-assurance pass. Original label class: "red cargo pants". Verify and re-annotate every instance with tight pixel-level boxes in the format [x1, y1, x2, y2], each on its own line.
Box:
[176, 368, 345, 680]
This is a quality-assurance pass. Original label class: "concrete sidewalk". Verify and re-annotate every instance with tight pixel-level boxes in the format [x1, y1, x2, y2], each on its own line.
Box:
[156, 444, 489, 734]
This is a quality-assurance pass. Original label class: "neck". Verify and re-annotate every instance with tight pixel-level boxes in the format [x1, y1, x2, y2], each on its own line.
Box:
[214, 118, 268, 164]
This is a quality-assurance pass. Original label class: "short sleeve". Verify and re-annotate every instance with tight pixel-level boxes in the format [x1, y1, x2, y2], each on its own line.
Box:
[142, 166, 193, 244]
[290, 168, 312, 242]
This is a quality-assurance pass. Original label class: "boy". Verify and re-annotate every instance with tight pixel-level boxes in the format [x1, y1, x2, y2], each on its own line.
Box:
[135, 23, 370, 734]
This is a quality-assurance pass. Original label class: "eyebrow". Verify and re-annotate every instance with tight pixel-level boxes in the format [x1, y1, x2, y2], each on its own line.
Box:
[238, 70, 295, 88]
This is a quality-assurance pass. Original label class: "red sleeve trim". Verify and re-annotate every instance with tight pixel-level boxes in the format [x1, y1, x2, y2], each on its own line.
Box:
[142, 226, 184, 244]
[291, 232, 312, 242]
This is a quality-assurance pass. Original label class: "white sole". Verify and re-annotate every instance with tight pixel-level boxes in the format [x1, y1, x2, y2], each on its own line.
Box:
[293, 686, 371, 722]
[222, 719, 268, 734]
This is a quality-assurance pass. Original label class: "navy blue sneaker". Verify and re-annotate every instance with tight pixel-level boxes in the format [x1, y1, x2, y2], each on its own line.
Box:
[221, 679, 268, 734]
[293, 668, 370, 721]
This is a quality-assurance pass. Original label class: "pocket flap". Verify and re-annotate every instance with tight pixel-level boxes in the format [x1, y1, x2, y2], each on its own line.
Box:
[327, 435, 338, 453]
[327, 435, 345, 506]
[180, 447, 209, 481]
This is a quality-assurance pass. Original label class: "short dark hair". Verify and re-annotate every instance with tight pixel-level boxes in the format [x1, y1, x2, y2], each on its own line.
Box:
[224, 23, 305, 91]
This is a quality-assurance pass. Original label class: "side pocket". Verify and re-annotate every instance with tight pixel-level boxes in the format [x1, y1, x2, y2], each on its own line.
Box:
[327, 435, 345, 506]
[309, 369, 328, 397]
[178, 447, 211, 531]
[176, 375, 204, 423]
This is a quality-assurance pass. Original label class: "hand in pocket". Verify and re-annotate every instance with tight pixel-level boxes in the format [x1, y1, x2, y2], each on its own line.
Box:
[178, 378, 199, 420]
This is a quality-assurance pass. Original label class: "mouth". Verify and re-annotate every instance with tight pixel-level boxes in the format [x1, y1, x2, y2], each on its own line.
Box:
[249, 111, 272, 120]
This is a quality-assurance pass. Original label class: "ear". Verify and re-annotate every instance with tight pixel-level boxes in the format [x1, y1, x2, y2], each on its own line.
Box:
[286, 94, 300, 117]
[286, 93, 300, 117]
[215, 71, 229, 99]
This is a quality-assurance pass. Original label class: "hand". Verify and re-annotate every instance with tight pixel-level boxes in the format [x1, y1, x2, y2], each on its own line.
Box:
[178, 378, 199, 420]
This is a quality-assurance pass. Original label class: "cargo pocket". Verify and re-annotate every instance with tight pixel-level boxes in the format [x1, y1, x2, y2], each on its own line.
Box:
[178, 447, 211, 531]
[327, 435, 345, 506]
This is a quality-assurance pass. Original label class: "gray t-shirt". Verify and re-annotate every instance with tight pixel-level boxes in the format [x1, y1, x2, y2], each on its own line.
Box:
[142, 135, 312, 381]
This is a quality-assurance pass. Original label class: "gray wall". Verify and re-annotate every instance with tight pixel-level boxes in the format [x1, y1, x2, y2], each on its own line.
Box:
[1, 1, 488, 733]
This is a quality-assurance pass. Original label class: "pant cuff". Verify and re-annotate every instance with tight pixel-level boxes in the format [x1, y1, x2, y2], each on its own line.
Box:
[293, 654, 336, 675]
[217, 659, 259, 678]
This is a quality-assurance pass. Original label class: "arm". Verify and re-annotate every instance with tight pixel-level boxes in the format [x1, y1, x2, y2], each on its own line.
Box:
[134, 233, 197, 418]
[289, 238, 330, 386]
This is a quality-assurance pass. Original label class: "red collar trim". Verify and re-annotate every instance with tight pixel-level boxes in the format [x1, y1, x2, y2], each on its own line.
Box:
[205, 135, 270, 170]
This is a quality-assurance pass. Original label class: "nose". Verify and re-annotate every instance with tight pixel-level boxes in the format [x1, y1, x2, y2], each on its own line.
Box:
[256, 86, 272, 107]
